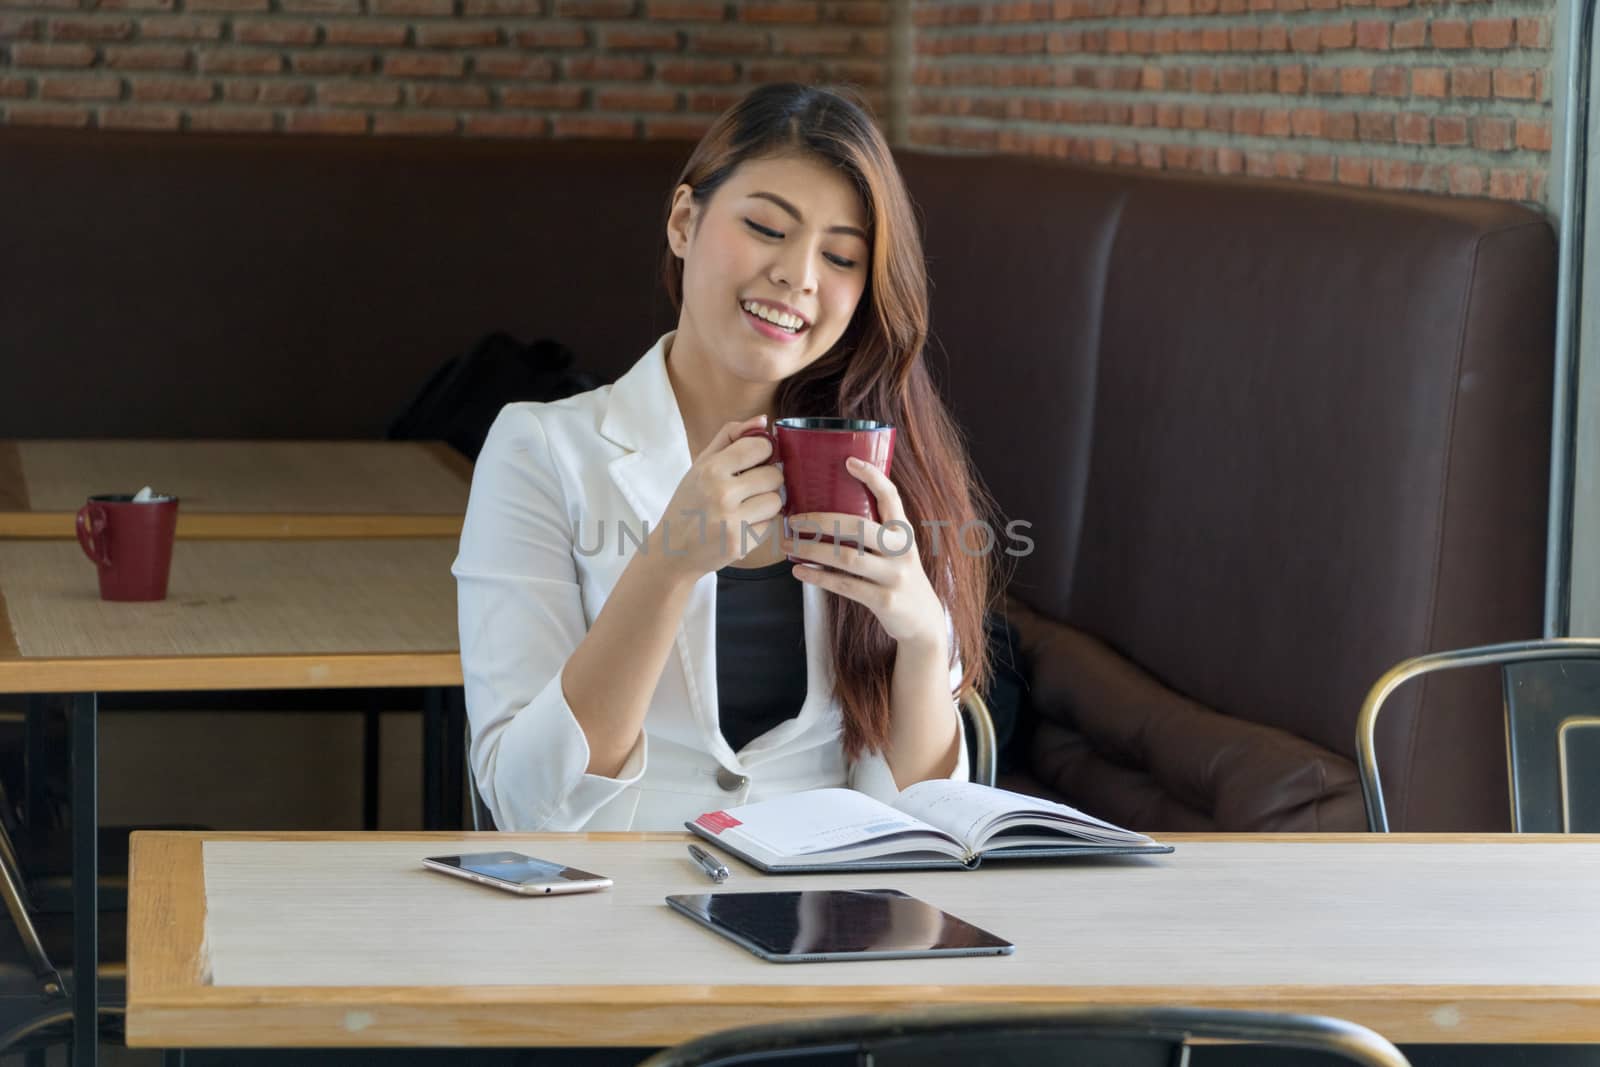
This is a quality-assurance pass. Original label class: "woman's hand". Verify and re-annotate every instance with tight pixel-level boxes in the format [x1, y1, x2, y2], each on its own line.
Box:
[651, 415, 784, 579]
[783, 456, 948, 652]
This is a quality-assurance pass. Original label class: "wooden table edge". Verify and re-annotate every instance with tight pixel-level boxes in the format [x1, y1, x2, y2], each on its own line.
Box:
[0, 651, 462, 693]
[0, 513, 464, 539]
[127, 831, 1600, 1048]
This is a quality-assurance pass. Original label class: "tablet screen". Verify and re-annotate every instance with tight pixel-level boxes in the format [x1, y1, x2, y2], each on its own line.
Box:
[666, 889, 1013, 961]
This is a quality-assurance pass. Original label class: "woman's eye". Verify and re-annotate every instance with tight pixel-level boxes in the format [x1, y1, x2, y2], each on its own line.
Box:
[745, 218, 857, 269]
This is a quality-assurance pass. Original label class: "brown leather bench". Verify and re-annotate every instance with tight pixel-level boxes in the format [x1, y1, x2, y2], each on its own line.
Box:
[1, 128, 1555, 830]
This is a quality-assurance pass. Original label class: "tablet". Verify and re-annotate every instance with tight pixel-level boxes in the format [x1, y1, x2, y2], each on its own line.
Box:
[665, 888, 1014, 963]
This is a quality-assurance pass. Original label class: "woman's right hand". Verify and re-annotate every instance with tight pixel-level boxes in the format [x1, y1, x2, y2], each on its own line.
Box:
[650, 415, 784, 578]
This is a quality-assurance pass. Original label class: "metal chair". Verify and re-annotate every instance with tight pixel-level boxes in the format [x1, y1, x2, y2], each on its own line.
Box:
[465, 689, 1001, 831]
[1356, 638, 1600, 832]
[634, 1006, 1411, 1067]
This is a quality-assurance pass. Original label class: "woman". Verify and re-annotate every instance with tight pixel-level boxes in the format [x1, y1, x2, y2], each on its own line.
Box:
[453, 83, 996, 831]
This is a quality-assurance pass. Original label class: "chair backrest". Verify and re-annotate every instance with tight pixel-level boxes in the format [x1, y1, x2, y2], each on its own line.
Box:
[1357, 639, 1600, 832]
[635, 1006, 1411, 1067]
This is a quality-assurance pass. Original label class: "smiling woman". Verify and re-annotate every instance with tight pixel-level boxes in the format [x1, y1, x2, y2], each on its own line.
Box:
[452, 84, 999, 832]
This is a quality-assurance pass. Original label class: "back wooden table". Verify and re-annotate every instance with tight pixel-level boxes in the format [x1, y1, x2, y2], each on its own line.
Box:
[0, 439, 471, 539]
[127, 831, 1600, 1052]
[0, 538, 462, 1067]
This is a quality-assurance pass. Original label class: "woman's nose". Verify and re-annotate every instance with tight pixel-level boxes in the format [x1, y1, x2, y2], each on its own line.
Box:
[770, 245, 818, 294]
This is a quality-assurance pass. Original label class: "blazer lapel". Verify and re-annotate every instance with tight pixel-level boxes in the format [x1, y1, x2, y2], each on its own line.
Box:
[598, 333, 735, 766]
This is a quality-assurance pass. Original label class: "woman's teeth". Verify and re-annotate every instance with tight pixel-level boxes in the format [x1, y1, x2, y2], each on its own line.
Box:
[741, 300, 806, 333]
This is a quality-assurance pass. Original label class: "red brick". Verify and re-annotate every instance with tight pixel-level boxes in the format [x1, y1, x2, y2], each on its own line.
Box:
[461, 0, 539, 11]
[12, 43, 95, 66]
[185, 0, 268, 9]
[39, 75, 121, 100]
[1304, 154, 1335, 181]
[99, 104, 180, 128]
[1357, 111, 1393, 141]
[686, 89, 741, 112]
[1396, 112, 1429, 143]
[1471, 18, 1513, 49]
[1488, 169, 1529, 201]
[1290, 106, 1322, 135]
[739, 1, 816, 22]
[1323, 109, 1356, 139]
[646, 0, 724, 16]
[595, 87, 678, 110]
[1373, 159, 1411, 190]
[1232, 107, 1262, 134]
[384, 53, 465, 76]
[319, 80, 400, 106]
[223, 79, 311, 103]
[513, 25, 587, 48]
[415, 23, 500, 46]
[564, 55, 648, 79]
[1336, 157, 1371, 185]
[777, 28, 854, 54]
[0, 75, 30, 96]
[290, 51, 374, 74]
[1372, 65, 1405, 95]
[1432, 114, 1466, 145]
[1493, 68, 1537, 100]
[286, 110, 368, 134]
[1516, 119, 1551, 152]
[500, 84, 584, 107]
[1472, 115, 1511, 151]
[129, 76, 212, 100]
[556, 0, 633, 13]
[1216, 147, 1244, 175]
[692, 27, 765, 52]
[1410, 67, 1446, 97]
[1310, 66, 1340, 93]
[1448, 164, 1485, 196]
[1341, 66, 1373, 94]
[658, 58, 736, 82]
[323, 21, 408, 45]
[5, 104, 90, 126]
[411, 82, 490, 107]
[1320, 22, 1353, 48]
[602, 26, 679, 49]
[374, 112, 459, 136]
[471, 52, 553, 78]
[1276, 63, 1305, 93]
[139, 16, 222, 39]
[1430, 19, 1468, 48]
[1354, 20, 1388, 49]
[1451, 66, 1491, 98]
[1516, 17, 1544, 47]
[0, 14, 38, 38]
[103, 45, 189, 69]
[187, 109, 274, 131]
[1290, 25, 1320, 52]
[1270, 151, 1302, 178]
[278, 0, 358, 12]
[98, 0, 176, 10]
[371, 0, 452, 13]
[553, 114, 635, 137]
[462, 114, 549, 137]
[1261, 107, 1291, 135]
[198, 50, 283, 74]
[822, 1, 885, 25]
[1260, 25, 1287, 50]
[1390, 18, 1425, 48]
[1218, 65, 1247, 93]
[46, 17, 133, 39]
[234, 19, 318, 44]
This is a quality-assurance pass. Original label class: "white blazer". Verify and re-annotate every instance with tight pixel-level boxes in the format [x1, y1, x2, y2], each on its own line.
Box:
[452, 331, 967, 831]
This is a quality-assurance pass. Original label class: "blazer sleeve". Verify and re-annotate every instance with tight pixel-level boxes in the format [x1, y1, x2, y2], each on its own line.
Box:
[452, 406, 646, 830]
[845, 612, 970, 803]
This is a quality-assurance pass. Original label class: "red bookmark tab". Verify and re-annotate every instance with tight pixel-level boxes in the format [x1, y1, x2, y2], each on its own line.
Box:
[694, 810, 742, 835]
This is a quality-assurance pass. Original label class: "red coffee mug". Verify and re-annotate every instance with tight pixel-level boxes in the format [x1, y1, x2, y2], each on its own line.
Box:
[74, 494, 180, 602]
[745, 417, 896, 544]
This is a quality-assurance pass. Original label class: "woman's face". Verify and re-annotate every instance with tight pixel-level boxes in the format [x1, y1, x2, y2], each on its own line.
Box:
[667, 152, 871, 386]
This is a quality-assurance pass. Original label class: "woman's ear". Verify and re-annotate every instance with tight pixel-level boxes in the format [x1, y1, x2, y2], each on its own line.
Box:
[666, 184, 697, 259]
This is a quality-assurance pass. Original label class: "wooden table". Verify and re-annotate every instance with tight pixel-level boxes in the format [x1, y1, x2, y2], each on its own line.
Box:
[127, 831, 1600, 1051]
[0, 538, 464, 1067]
[0, 439, 471, 539]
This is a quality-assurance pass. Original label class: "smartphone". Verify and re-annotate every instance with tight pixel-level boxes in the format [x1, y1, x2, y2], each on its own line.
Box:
[422, 851, 612, 896]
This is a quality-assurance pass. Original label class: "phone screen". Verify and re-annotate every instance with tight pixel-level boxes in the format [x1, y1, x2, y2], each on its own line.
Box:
[431, 851, 600, 886]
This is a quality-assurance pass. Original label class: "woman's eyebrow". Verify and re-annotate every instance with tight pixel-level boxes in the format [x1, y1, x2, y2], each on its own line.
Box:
[748, 191, 868, 241]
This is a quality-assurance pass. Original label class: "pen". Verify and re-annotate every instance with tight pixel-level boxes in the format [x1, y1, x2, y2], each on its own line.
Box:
[687, 843, 730, 883]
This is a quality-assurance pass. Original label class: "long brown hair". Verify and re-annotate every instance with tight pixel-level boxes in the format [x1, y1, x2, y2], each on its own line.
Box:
[662, 83, 998, 759]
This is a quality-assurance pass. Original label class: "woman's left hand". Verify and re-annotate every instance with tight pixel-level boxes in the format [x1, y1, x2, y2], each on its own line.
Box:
[782, 456, 947, 652]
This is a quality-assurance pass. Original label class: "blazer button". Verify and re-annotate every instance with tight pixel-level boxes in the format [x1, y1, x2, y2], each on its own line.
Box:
[716, 768, 749, 792]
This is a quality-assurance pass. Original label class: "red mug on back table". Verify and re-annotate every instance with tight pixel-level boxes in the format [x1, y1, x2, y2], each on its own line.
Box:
[74, 492, 180, 602]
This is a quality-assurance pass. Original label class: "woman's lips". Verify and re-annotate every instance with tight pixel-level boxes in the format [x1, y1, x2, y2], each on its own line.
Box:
[741, 304, 807, 343]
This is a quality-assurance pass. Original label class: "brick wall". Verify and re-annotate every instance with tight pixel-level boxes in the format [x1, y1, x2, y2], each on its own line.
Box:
[0, 0, 887, 137]
[908, 0, 1555, 206]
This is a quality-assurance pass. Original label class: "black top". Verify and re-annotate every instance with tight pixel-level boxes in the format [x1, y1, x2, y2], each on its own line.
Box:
[715, 558, 808, 753]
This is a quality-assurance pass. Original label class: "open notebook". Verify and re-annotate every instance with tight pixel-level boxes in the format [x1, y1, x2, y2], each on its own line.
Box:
[688, 781, 1173, 872]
